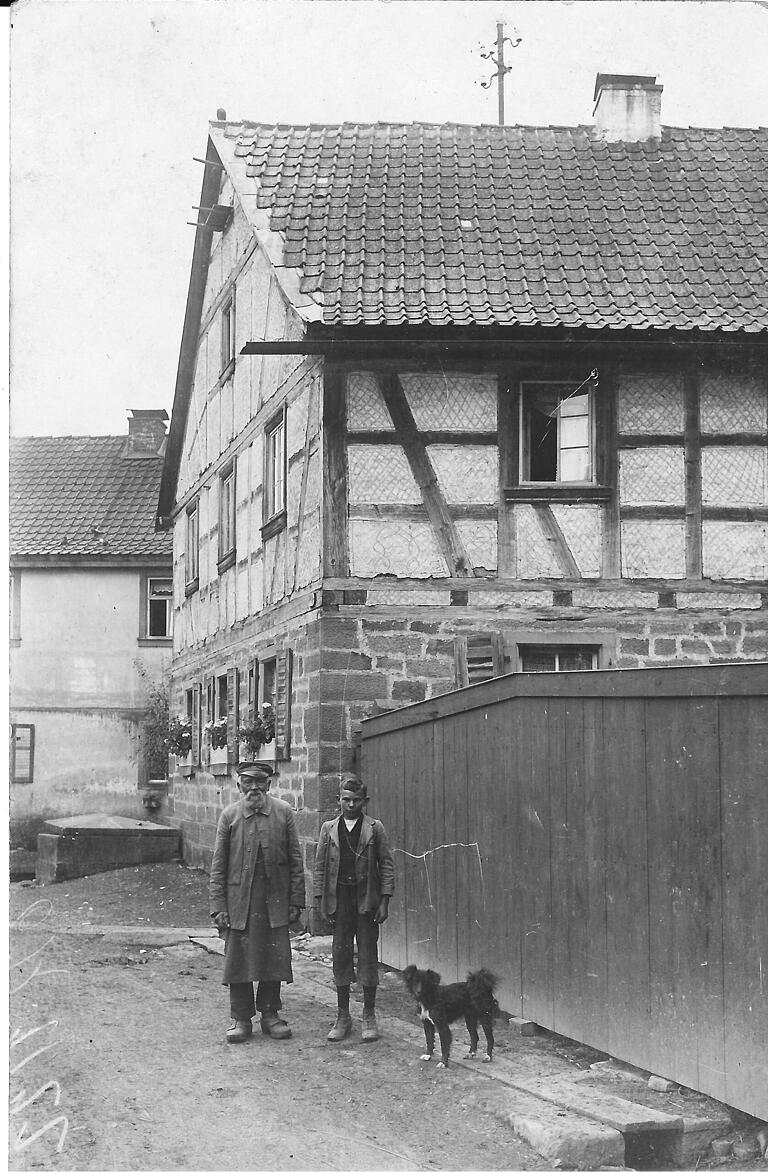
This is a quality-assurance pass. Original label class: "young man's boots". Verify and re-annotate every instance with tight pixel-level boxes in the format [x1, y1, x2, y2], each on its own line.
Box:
[361, 1010, 379, 1042]
[327, 1010, 352, 1041]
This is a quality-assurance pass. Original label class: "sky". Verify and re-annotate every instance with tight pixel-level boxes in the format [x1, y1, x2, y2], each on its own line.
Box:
[8, 0, 768, 437]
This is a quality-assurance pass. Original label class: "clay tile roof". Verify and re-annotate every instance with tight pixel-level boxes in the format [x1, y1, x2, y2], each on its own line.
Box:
[214, 120, 768, 333]
[10, 437, 173, 559]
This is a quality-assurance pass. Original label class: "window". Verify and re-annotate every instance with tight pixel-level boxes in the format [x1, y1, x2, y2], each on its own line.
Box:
[519, 645, 598, 672]
[9, 571, 21, 641]
[215, 673, 228, 722]
[455, 630, 614, 687]
[520, 382, 593, 484]
[246, 649, 292, 761]
[185, 501, 199, 591]
[264, 412, 286, 524]
[146, 578, 173, 638]
[218, 465, 236, 570]
[11, 724, 34, 784]
[221, 295, 235, 376]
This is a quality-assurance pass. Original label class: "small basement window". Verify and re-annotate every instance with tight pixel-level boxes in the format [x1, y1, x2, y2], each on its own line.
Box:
[519, 645, 598, 672]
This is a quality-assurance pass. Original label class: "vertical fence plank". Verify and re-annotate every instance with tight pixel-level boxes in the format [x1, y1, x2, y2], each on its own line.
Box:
[361, 664, 768, 1118]
[378, 728, 407, 971]
[518, 697, 554, 1027]
[602, 696, 651, 1068]
[721, 695, 768, 1119]
[645, 695, 725, 1097]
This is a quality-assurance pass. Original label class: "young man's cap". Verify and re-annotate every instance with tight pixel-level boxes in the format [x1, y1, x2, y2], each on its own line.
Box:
[236, 762, 276, 780]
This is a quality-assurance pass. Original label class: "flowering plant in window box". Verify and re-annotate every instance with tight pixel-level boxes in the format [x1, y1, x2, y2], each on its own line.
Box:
[237, 704, 276, 756]
[168, 716, 193, 758]
[204, 718, 229, 751]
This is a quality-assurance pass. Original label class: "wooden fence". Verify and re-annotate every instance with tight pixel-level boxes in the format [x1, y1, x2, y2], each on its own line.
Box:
[361, 663, 768, 1119]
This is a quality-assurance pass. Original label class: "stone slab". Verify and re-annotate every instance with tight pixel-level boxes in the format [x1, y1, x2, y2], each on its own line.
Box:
[36, 828, 180, 884]
[527, 1076, 683, 1134]
[43, 814, 178, 837]
[506, 1101, 625, 1170]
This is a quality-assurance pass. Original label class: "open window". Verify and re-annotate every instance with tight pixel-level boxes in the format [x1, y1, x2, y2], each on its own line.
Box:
[246, 649, 292, 760]
[218, 464, 236, 572]
[520, 382, 593, 484]
[185, 500, 200, 593]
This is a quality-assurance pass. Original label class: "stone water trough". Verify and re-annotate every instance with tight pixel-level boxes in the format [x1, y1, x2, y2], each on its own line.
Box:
[36, 814, 180, 884]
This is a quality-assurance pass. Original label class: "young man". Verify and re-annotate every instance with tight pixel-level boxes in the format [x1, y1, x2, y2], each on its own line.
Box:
[209, 762, 305, 1043]
[313, 772, 395, 1042]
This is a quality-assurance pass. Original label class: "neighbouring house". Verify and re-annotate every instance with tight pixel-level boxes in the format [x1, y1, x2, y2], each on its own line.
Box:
[10, 410, 173, 843]
[158, 75, 767, 878]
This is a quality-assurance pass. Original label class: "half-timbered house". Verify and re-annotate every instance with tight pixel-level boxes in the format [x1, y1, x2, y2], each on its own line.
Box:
[158, 75, 768, 874]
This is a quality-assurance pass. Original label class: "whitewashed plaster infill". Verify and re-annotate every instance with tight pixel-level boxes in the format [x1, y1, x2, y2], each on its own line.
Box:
[429, 446, 498, 504]
[400, 373, 498, 431]
[515, 504, 563, 578]
[701, 447, 767, 507]
[347, 372, 395, 431]
[676, 591, 762, 609]
[619, 447, 686, 506]
[550, 504, 602, 577]
[454, 519, 498, 570]
[699, 374, 768, 434]
[621, 519, 686, 579]
[702, 521, 768, 580]
[349, 519, 448, 577]
[347, 446, 422, 504]
[365, 588, 452, 606]
[617, 373, 684, 434]
[571, 588, 658, 608]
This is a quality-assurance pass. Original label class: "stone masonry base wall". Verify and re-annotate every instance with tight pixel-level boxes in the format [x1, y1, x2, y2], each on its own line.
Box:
[169, 597, 768, 913]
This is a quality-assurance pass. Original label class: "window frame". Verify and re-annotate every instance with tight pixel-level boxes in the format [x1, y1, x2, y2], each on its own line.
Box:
[519, 380, 595, 487]
[218, 463, 236, 573]
[220, 292, 235, 380]
[139, 572, 174, 643]
[185, 500, 200, 594]
[262, 409, 287, 536]
[10, 723, 35, 784]
[9, 570, 21, 643]
[508, 629, 615, 673]
[504, 375, 612, 504]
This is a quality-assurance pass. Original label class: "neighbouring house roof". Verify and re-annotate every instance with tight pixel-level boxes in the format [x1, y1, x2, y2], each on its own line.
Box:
[10, 436, 173, 559]
[213, 119, 768, 334]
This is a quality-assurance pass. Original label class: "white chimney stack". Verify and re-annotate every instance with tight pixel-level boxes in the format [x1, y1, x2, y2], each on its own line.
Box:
[593, 73, 663, 142]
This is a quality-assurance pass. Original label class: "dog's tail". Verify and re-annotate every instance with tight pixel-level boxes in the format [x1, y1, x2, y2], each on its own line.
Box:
[467, 968, 499, 1014]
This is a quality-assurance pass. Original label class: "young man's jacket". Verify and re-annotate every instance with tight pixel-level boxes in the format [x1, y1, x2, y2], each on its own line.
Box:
[209, 794, 305, 930]
[313, 814, 394, 918]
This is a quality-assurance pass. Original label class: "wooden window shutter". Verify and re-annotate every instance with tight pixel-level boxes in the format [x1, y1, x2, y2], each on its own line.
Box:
[202, 674, 214, 766]
[455, 633, 505, 688]
[191, 685, 201, 767]
[227, 666, 238, 760]
[247, 659, 259, 724]
[274, 649, 292, 761]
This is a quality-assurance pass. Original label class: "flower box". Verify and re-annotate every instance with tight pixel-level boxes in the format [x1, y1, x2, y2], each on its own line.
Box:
[209, 744, 229, 768]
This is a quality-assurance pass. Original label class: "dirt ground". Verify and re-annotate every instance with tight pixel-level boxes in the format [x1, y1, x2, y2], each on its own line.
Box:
[9, 864, 550, 1172]
[9, 864, 765, 1172]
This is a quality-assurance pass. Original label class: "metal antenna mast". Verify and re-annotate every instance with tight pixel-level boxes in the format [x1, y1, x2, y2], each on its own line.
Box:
[479, 20, 522, 125]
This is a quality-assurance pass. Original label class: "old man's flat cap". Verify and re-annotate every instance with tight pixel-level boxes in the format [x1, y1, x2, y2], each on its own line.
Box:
[236, 762, 276, 780]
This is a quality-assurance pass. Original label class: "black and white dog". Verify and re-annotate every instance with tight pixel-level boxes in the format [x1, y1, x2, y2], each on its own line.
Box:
[402, 965, 498, 1068]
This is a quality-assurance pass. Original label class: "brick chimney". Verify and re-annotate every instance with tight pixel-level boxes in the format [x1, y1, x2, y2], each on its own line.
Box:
[126, 409, 168, 456]
[593, 73, 663, 142]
